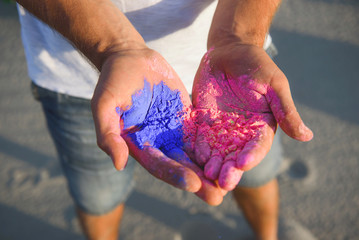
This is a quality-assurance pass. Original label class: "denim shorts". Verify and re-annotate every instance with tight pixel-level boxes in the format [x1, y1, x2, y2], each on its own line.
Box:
[31, 83, 135, 215]
[32, 82, 282, 214]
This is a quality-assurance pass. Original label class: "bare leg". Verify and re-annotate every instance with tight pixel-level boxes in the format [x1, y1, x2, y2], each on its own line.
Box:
[232, 179, 279, 240]
[77, 203, 125, 240]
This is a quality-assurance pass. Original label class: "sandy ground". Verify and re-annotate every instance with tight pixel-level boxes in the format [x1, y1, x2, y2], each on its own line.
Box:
[1, 0, 358, 239]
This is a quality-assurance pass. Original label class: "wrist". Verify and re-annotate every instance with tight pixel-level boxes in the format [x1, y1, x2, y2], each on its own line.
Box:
[208, 31, 265, 50]
[208, 0, 281, 49]
[85, 14, 147, 71]
[98, 39, 148, 71]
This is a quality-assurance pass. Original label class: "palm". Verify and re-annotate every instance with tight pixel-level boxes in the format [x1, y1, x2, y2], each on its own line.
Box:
[189, 45, 289, 190]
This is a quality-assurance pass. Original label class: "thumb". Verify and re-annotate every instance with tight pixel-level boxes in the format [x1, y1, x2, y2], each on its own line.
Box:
[97, 132, 129, 171]
[266, 72, 313, 142]
[91, 93, 129, 170]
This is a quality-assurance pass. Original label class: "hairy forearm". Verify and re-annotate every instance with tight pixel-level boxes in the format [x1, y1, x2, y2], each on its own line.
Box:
[208, 0, 281, 48]
[16, 0, 146, 70]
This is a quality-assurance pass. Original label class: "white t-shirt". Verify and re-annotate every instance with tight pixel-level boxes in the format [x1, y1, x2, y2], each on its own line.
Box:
[17, 0, 272, 99]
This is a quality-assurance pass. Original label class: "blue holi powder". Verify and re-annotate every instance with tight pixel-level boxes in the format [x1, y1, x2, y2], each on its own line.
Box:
[120, 80, 153, 129]
[119, 80, 185, 156]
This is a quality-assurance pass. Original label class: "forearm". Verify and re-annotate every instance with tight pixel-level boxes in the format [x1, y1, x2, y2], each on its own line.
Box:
[208, 0, 281, 48]
[16, 0, 146, 70]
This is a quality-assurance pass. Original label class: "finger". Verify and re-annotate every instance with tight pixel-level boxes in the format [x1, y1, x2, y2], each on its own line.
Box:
[165, 146, 203, 174]
[133, 146, 202, 193]
[195, 178, 224, 206]
[266, 74, 313, 142]
[218, 160, 244, 191]
[194, 125, 212, 166]
[204, 150, 223, 180]
[100, 133, 129, 171]
[220, 187, 229, 197]
[183, 140, 195, 160]
[236, 124, 275, 171]
[166, 147, 224, 206]
[91, 93, 129, 170]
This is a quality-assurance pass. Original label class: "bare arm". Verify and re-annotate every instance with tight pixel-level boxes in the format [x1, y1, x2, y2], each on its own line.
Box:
[16, 0, 146, 70]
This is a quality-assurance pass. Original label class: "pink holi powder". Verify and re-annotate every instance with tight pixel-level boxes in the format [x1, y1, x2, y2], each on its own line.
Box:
[183, 108, 265, 159]
[181, 107, 266, 189]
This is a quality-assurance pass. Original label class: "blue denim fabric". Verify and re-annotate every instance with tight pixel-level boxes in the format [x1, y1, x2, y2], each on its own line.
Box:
[32, 83, 135, 215]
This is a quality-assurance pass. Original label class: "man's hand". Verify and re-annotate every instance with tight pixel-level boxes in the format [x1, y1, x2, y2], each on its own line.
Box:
[189, 43, 313, 191]
[187, 0, 313, 191]
[91, 48, 224, 205]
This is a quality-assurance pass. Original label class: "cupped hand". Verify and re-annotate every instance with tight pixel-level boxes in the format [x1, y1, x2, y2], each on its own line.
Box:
[188, 43, 313, 191]
[91, 48, 224, 205]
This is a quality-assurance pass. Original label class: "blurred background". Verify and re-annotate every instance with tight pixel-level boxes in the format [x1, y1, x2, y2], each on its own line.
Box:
[0, 0, 358, 239]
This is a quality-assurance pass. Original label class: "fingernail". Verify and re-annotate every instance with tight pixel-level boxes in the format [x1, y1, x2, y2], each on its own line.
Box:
[112, 156, 127, 171]
[299, 123, 313, 141]
[120, 160, 128, 171]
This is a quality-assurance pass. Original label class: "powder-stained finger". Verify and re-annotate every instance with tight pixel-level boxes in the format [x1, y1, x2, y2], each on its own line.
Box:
[165, 147, 202, 173]
[266, 77, 313, 142]
[165, 147, 224, 206]
[236, 124, 274, 171]
[195, 178, 224, 206]
[194, 125, 212, 166]
[183, 140, 195, 160]
[204, 150, 223, 180]
[129, 145, 202, 193]
[218, 160, 243, 191]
